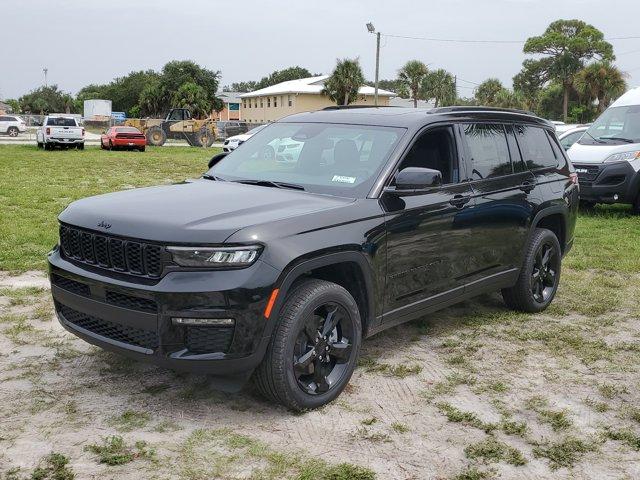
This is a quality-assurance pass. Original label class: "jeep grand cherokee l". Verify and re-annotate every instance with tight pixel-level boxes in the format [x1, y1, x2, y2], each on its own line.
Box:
[48, 106, 578, 410]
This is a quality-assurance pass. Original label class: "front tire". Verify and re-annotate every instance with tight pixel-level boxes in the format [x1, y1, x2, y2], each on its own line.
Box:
[7, 127, 19, 137]
[254, 279, 362, 411]
[146, 126, 166, 146]
[502, 228, 562, 313]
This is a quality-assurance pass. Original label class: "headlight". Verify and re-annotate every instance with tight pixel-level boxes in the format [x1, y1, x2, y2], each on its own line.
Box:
[603, 151, 640, 163]
[167, 245, 262, 268]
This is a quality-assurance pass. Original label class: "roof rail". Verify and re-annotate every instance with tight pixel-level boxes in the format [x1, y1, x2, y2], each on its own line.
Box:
[321, 105, 400, 110]
[428, 106, 535, 116]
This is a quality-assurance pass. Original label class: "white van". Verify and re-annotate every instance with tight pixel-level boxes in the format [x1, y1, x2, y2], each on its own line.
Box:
[568, 86, 640, 211]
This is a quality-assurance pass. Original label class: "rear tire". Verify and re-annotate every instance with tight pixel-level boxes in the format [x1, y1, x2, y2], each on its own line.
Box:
[77, 143, 84, 150]
[502, 228, 561, 313]
[196, 127, 214, 148]
[254, 279, 362, 411]
[146, 126, 166, 146]
[138, 146, 145, 152]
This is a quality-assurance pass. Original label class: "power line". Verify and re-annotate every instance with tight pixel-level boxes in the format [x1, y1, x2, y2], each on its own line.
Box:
[382, 33, 640, 45]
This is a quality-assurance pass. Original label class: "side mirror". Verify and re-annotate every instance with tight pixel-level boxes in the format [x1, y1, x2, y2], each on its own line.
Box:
[208, 152, 229, 169]
[386, 167, 442, 195]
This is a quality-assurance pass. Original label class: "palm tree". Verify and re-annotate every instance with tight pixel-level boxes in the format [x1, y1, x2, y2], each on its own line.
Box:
[474, 78, 504, 106]
[398, 60, 428, 107]
[421, 69, 456, 108]
[574, 62, 627, 113]
[172, 82, 211, 118]
[322, 58, 365, 106]
[138, 83, 165, 117]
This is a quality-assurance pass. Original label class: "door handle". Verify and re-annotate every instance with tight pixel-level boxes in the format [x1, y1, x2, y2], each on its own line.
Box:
[519, 181, 535, 192]
[449, 195, 471, 208]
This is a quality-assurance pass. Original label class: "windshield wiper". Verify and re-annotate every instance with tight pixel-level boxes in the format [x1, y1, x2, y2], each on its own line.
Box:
[604, 136, 635, 144]
[584, 131, 605, 144]
[232, 179, 305, 191]
[202, 173, 226, 181]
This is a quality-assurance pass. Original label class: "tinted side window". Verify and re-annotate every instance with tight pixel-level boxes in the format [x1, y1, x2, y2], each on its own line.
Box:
[505, 125, 527, 173]
[464, 124, 512, 179]
[0, 116, 9, 121]
[516, 125, 557, 169]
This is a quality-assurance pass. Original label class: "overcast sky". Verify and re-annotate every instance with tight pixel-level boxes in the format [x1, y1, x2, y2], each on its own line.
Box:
[2, 0, 639, 99]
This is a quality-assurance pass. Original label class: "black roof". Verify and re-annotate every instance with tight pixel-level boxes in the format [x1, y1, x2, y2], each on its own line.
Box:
[282, 106, 552, 130]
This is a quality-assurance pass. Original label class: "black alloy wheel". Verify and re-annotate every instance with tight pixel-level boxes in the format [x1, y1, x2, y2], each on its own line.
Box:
[293, 302, 354, 395]
[531, 242, 559, 304]
[502, 228, 562, 313]
[254, 279, 362, 410]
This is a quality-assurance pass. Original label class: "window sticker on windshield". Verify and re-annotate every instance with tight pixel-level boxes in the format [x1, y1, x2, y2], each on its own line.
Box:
[331, 175, 356, 184]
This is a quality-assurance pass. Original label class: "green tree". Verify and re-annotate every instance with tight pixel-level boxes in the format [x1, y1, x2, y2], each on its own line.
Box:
[171, 82, 211, 118]
[4, 99, 20, 113]
[322, 58, 365, 105]
[19, 85, 76, 114]
[513, 59, 548, 110]
[474, 78, 504, 105]
[421, 69, 456, 108]
[493, 89, 527, 110]
[574, 61, 627, 113]
[523, 19, 614, 121]
[224, 81, 258, 93]
[160, 60, 222, 112]
[138, 83, 166, 117]
[377, 79, 407, 97]
[397, 60, 429, 107]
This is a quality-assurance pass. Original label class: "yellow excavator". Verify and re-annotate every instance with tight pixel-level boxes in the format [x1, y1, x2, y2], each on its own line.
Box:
[125, 108, 215, 147]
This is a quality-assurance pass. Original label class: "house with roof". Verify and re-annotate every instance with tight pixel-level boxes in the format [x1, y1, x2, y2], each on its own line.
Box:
[213, 91, 242, 121]
[239, 76, 395, 124]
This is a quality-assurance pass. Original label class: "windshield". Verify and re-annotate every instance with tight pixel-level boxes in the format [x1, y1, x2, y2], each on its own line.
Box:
[208, 122, 405, 197]
[579, 106, 640, 145]
[46, 117, 77, 127]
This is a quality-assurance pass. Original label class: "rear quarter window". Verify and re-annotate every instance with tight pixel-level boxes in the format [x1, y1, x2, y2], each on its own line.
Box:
[515, 125, 559, 170]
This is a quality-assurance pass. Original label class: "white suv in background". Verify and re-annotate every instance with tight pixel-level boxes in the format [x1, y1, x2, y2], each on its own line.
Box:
[0, 115, 27, 137]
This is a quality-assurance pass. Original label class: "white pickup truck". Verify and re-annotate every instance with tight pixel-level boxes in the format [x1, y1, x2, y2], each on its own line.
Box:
[37, 116, 85, 150]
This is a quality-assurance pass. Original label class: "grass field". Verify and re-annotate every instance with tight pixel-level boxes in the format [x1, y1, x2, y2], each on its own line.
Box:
[0, 145, 218, 272]
[1, 144, 639, 479]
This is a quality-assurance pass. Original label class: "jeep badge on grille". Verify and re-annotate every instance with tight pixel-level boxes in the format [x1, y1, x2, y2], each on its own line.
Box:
[97, 220, 112, 229]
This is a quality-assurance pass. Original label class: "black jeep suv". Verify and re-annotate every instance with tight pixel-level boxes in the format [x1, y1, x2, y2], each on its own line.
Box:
[49, 107, 578, 410]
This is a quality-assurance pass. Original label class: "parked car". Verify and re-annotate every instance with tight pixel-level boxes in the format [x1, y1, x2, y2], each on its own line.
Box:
[101, 126, 146, 152]
[37, 116, 84, 150]
[49, 106, 578, 410]
[216, 120, 249, 140]
[558, 126, 588, 150]
[0, 115, 27, 137]
[223, 124, 268, 152]
[568, 87, 640, 212]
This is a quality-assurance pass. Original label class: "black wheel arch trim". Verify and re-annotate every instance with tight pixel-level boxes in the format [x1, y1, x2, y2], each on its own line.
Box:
[528, 205, 570, 254]
[266, 250, 377, 340]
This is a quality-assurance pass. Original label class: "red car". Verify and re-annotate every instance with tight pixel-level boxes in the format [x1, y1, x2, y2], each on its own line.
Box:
[101, 126, 146, 151]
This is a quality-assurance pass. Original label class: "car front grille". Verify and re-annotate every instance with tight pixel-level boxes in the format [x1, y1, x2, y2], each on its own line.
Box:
[59, 224, 165, 278]
[185, 326, 234, 354]
[56, 302, 158, 350]
[573, 164, 601, 183]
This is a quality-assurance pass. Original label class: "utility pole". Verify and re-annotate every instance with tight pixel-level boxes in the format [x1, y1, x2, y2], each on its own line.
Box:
[43, 68, 48, 87]
[454, 75, 457, 102]
[374, 31, 380, 107]
[366, 23, 381, 107]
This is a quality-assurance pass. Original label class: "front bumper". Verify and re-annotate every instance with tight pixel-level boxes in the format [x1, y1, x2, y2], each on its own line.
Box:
[573, 161, 640, 204]
[48, 248, 280, 376]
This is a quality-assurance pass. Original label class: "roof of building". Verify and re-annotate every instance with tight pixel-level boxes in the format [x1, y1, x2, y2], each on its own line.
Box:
[217, 91, 242, 104]
[238, 76, 396, 98]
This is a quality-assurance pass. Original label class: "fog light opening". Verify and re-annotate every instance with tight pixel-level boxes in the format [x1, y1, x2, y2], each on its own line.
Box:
[172, 317, 235, 327]
[613, 194, 619, 201]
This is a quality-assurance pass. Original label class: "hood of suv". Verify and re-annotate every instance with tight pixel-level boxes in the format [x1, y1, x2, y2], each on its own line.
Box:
[59, 180, 354, 244]
[568, 141, 640, 164]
